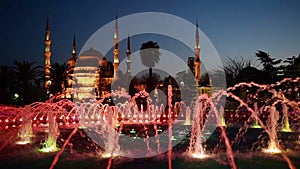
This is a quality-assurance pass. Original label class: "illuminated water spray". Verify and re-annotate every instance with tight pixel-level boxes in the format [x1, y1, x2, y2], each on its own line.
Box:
[16, 105, 33, 145]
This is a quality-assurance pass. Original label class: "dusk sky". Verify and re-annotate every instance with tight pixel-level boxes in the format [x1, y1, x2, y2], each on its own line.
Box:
[1, 0, 300, 66]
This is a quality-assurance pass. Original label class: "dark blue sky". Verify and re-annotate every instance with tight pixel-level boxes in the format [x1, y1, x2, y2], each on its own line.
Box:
[1, 0, 300, 66]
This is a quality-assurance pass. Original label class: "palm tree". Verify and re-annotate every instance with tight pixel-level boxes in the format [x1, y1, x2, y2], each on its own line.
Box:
[12, 61, 43, 105]
[140, 71, 161, 82]
[49, 63, 67, 95]
[139, 41, 160, 92]
[0, 65, 14, 104]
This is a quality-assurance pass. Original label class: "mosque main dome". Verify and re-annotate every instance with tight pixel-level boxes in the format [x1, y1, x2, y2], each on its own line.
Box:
[73, 47, 104, 101]
[75, 47, 104, 67]
[80, 47, 103, 57]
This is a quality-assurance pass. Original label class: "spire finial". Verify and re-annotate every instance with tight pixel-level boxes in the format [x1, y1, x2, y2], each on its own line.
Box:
[126, 33, 131, 55]
[195, 19, 200, 49]
[114, 11, 118, 39]
[46, 17, 50, 31]
[73, 33, 76, 46]
[126, 32, 131, 74]
[45, 17, 50, 41]
[72, 33, 77, 59]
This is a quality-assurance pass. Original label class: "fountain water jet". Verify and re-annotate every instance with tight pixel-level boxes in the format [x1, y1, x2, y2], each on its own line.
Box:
[39, 111, 60, 153]
[106, 122, 123, 169]
[154, 124, 161, 154]
[188, 94, 209, 159]
[49, 126, 78, 169]
[168, 84, 173, 169]
[251, 102, 262, 128]
[227, 78, 298, 169]
[0, 78, 299, 169]
[184, 106, 191, 125]
[210, 93, 238, 169]
[281, 103, 292, 132]
[220, 106, 226, 127]
[16, 105, 33, 145]
[263, 106, 281, 154]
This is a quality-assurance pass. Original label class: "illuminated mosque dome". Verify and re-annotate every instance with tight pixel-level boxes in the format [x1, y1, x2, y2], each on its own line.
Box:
[73, 47, 104, 101]
[76, 47, 104, 67]
[80, 47, 103, 56]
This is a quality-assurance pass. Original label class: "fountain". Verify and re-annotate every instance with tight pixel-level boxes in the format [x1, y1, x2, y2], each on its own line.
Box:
[39, 111, 60, 152]
[251, 102, 262, 128]
[188, 94, 209, 159]
[184, 106, 191, 125]
[0, 78, 299, 169]
[16, 105, 33, 145]
[220, 106, 227, 127]
[281, 103, 292, 132]
[262, 106, 281, 154]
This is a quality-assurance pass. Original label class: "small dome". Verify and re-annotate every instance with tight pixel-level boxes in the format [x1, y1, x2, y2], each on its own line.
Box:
[99, 57, 108, 67]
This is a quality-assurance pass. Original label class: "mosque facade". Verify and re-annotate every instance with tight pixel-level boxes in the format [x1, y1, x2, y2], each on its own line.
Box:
[43, 14, 202, 101]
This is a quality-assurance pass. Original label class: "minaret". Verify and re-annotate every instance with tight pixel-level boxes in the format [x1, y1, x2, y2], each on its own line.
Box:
[44, 18, 52, 91]
[126, 33, 131, 74]
[68, 34, 77, 67]
[66, 34, 77, 70]
[65, 34, 77, 98]
[194, 19, 201, 86]
[113, 12, 120, 80]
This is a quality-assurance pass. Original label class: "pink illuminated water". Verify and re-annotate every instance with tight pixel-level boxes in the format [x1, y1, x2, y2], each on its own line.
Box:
[16, 105, 33, 145]
[226, 77, 300, 169]
[168, 85, 173, 169]
[188, 94, 208, 158]
[0, 78, 299, 169]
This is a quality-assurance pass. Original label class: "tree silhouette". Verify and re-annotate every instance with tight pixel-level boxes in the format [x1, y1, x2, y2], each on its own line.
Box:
[112, 69, 133, 92]
[12, 61, 43, 105]
[236, 66, 263, 83]
[0, 65, 14, 104]
[284, 54, 300, 78]
[175, 70, 199, 103]
[176, 71, 191, 85]
[175, 70, 196, 89]
[49, 63, 67, 95]
[140, 41, 160, 72]
[140, 72, 162, 85]
[255, 50, 281, 83]
[139, 41, 160, 93]
[222, 56, 252, 86]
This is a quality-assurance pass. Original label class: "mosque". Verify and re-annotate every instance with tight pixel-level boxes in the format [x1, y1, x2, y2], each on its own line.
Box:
[43, 14, 205, 101]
